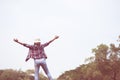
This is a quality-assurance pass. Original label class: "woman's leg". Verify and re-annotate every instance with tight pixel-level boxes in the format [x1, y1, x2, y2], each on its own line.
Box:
[41, 59, 53, 80]
[34, 61, 40, 80]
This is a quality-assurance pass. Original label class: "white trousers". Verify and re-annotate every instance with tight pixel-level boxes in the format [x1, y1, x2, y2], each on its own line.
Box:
[34, 58, 53, 80]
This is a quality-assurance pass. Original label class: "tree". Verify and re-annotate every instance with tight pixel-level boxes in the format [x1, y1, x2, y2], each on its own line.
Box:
[57, 35, 120, 80]
[0, 69, 19, 80]
[0, 69, 34, 80]
[92, 44, 109, 63]
[108, 43, 120, 80]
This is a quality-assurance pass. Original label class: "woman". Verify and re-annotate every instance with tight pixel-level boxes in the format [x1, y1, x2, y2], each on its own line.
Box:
[13, 35, 59, 80]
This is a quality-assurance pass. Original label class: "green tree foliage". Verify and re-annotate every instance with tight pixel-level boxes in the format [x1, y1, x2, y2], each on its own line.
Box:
[92, 44, 109, 62]
[0, 69, 33, 80]
[0, 69, 48, 80]
[57, 35, 120, 80]
[0, 69, 19, 80]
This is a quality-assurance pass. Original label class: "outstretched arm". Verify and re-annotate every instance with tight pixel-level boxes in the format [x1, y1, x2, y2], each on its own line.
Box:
[48, 35, 59, 44]
[13, 38, 26, 46]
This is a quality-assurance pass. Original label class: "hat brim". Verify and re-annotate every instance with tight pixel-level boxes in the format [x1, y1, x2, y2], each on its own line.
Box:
[34, 41, 40, 43]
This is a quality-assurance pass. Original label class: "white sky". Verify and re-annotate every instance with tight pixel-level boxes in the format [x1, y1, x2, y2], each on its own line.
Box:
[0, 0, 120, 78]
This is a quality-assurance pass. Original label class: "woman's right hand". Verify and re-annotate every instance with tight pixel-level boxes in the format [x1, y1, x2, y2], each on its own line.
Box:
[54, 35, 59, 39]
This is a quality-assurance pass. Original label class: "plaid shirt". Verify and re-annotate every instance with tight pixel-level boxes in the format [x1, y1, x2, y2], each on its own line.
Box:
[24, 42, 50, 61]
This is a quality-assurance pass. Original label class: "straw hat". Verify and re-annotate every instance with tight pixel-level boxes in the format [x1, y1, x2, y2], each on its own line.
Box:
[34, 38, 41, 43]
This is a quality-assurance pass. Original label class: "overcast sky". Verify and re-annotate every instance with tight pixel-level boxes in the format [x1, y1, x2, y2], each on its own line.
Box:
[0, 0, 120, 78]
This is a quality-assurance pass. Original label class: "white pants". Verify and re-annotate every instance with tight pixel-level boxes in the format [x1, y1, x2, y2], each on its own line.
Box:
[34, 58, 53, 80]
